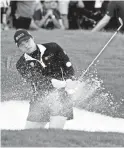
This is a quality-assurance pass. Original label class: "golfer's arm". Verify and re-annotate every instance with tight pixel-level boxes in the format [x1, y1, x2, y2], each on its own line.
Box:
[57, 49, 75, 78]
[92, 15, 111, 32]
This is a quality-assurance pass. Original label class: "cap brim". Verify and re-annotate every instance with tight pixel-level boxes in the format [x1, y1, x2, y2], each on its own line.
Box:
[17, 36, 31, 46]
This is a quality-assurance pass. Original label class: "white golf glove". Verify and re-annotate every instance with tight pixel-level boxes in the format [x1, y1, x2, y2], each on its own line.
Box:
[51, 78, 80, 94]
[51, 79, 66, 89]
[65, 79, 80, 94]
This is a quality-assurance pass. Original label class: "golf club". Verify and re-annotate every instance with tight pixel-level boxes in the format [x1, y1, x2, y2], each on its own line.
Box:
[79, 17, 123, 81]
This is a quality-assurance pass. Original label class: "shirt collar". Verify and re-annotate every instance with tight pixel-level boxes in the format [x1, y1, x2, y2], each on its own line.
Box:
[24, 44, 46, 61]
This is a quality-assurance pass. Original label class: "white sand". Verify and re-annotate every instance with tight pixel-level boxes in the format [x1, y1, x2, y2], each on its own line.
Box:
[1, 100, 124, 133]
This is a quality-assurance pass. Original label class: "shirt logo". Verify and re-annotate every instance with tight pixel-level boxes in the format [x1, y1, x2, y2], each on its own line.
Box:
[44, 54, 54, 60]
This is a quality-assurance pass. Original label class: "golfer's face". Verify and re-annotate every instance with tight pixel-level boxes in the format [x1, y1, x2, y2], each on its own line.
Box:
[18, 38, 36, 54]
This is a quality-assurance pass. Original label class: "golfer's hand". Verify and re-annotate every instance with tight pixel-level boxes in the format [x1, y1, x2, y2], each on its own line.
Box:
[51, 79, 66, 89]
[65, 79, 79, 94]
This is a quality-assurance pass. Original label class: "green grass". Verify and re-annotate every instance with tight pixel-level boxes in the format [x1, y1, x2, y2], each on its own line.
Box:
[1, 129, 124, 147]
[1, 29, 124, 147]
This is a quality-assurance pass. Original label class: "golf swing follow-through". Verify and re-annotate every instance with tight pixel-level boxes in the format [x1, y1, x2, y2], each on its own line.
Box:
[80, 17, 123, 80]
[65, 18, 123, 95]
[14, 17, 123, 129]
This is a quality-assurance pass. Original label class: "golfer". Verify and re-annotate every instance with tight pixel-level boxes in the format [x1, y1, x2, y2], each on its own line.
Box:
[14, 29, 75, 129]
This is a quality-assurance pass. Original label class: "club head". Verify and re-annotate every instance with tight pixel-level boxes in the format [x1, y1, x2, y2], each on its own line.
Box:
[116, 17, 123, 32]
[118, 17, 123, 27]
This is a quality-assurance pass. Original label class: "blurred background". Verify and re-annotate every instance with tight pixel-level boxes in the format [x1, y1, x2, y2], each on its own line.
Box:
[0, 0, 121, 31]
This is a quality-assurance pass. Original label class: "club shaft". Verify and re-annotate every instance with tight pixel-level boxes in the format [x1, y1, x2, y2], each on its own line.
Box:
[79, 21, 123, 81]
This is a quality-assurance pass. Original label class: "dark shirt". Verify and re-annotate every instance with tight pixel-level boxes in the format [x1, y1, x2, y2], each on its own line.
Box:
[16, 42, 74, 91]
